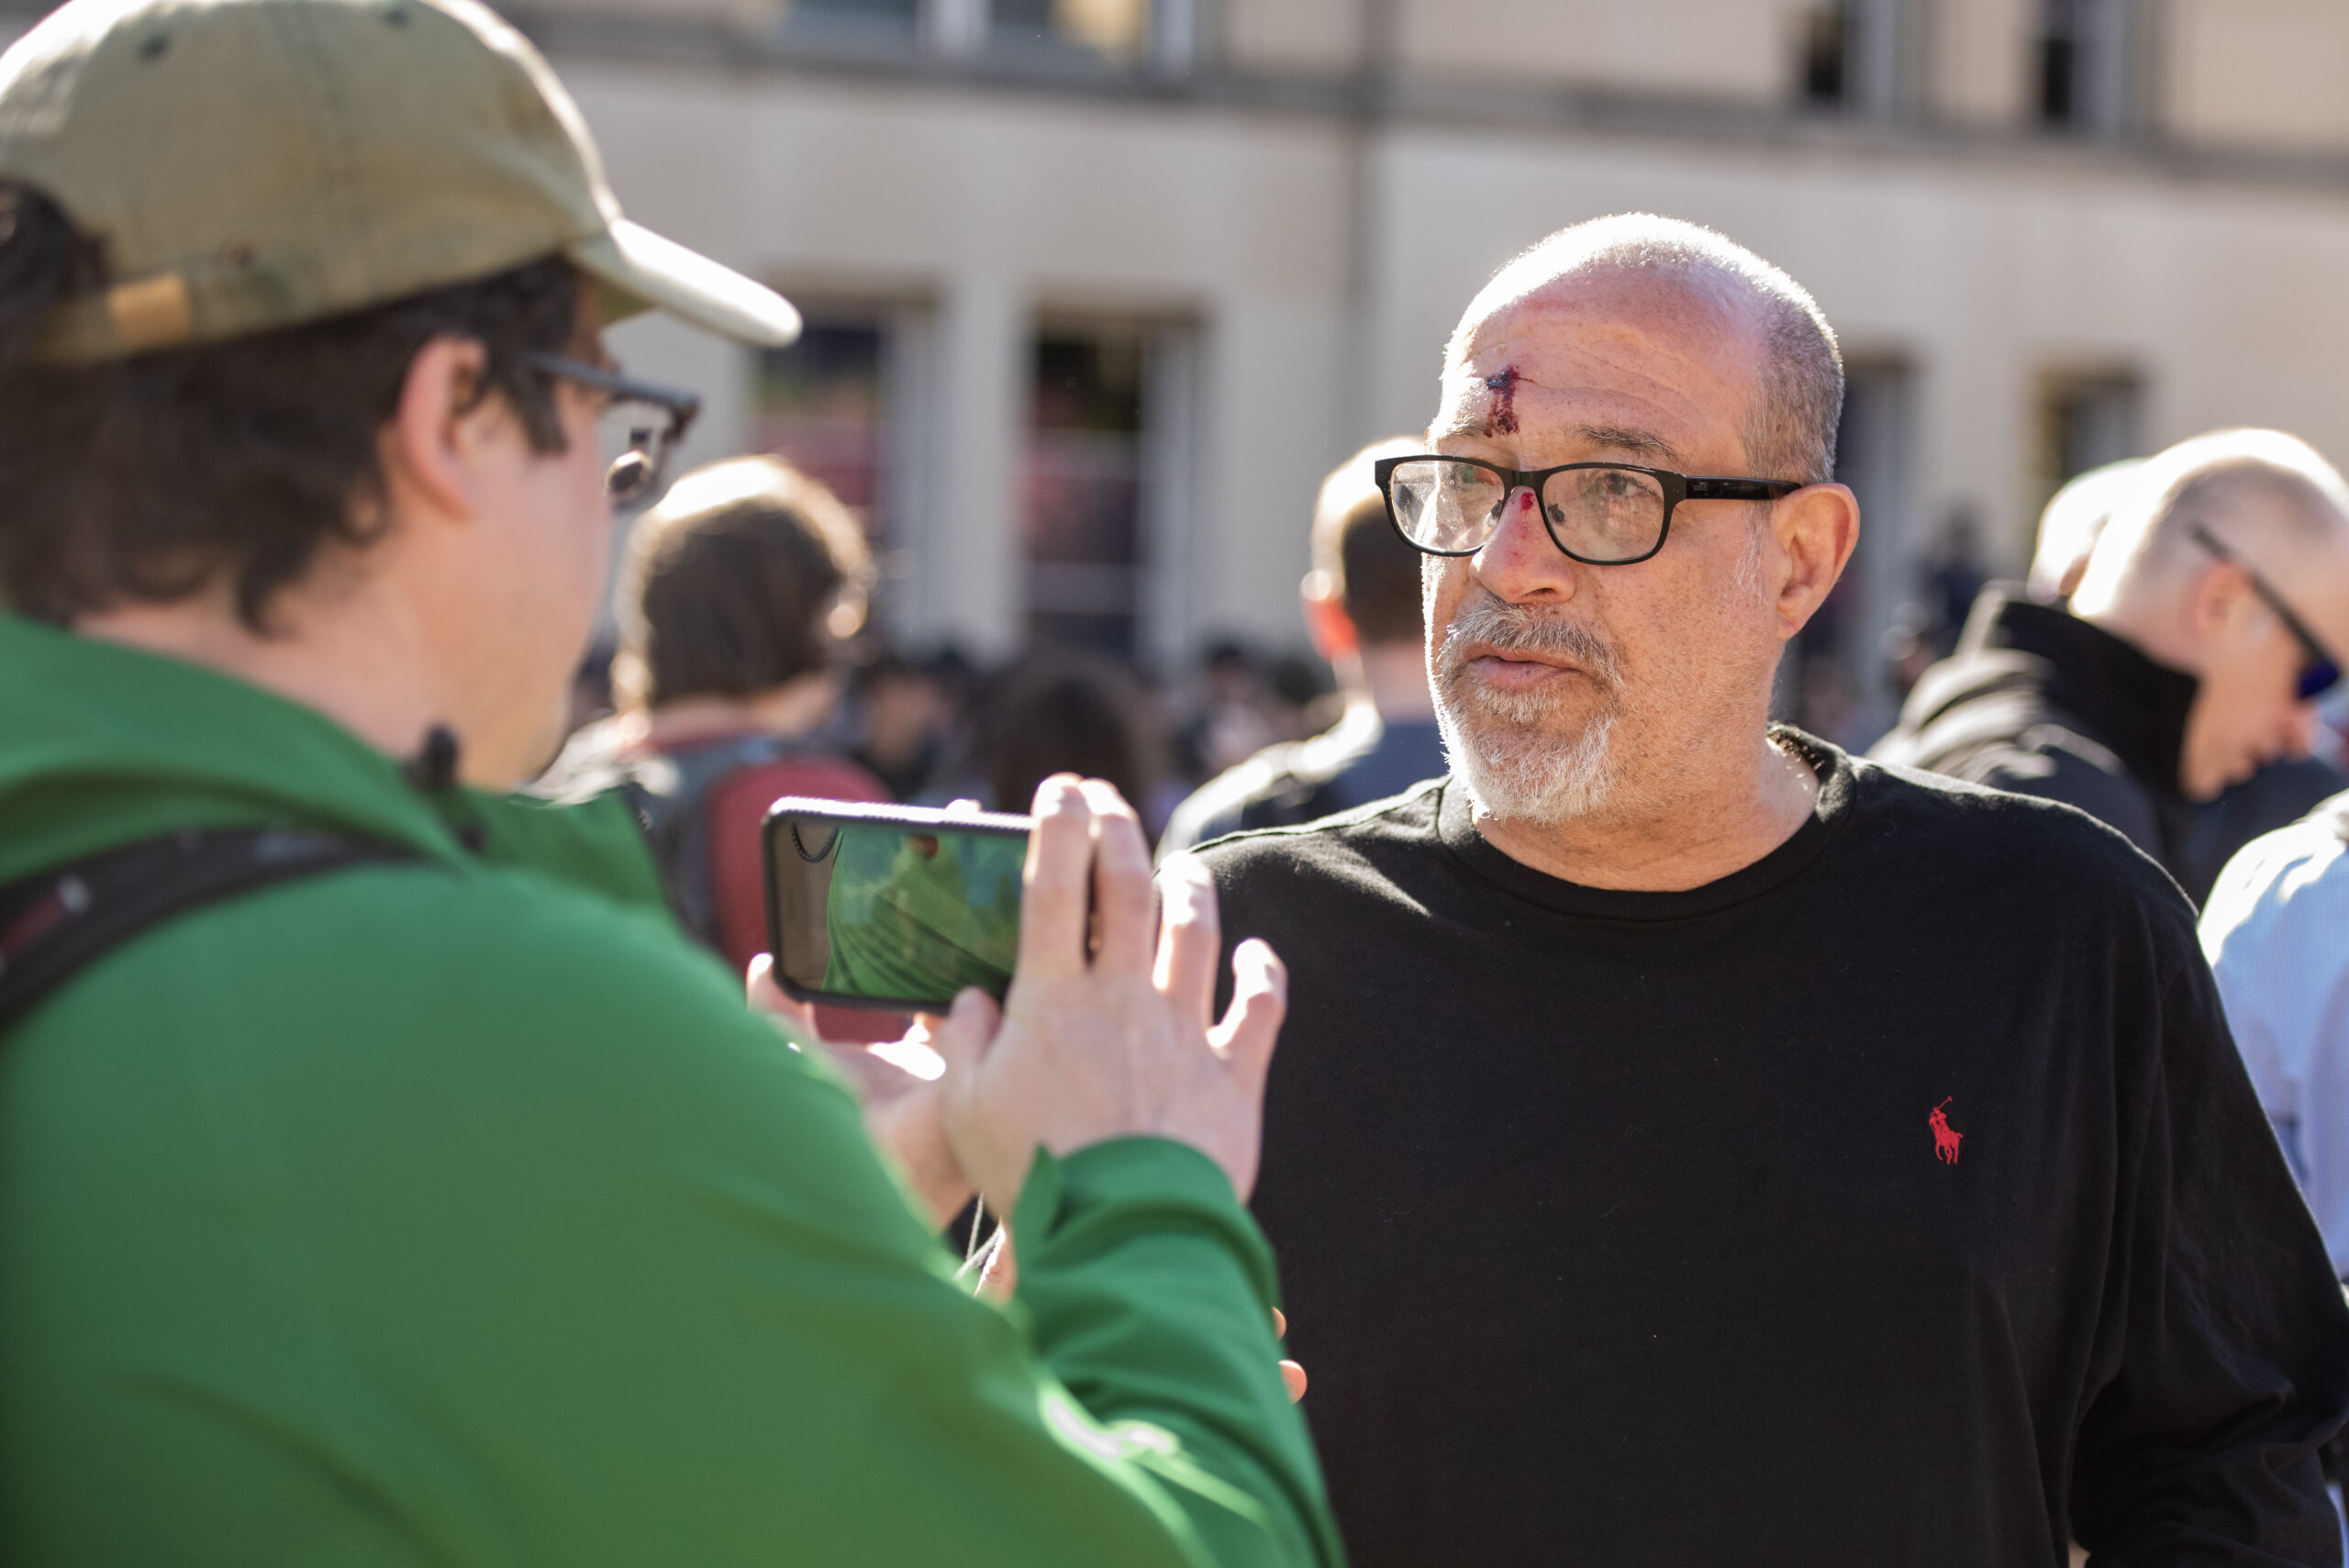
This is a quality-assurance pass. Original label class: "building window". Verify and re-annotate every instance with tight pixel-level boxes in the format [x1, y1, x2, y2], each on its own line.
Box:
[1798, 0, 1909, 116]
[2038, 0, 2083, 123]
[1801, 3, 1850, 106]
[754, 305, 930, 631]
[1022, 324, 1157, 657]
[2037, 0, 2139, 133]
[2040, 369, 2143, 494]
[992, 0, 1151, 65]
[1779, 361, 1915, 749]
[780, 0, 921, 50]
[757, 317, 888, 523]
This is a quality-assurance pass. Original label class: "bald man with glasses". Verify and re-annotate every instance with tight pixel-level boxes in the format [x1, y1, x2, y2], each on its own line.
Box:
[1193, 217, 2349, 1567]
[1877, 428, 2349, 905]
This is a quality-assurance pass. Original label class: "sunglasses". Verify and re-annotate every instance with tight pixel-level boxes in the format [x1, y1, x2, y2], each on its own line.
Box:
[2190, 523, 2342, 701]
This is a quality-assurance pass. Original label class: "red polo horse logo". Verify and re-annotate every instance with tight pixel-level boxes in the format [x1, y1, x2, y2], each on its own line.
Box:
[1930, 1098, 1964, 1165]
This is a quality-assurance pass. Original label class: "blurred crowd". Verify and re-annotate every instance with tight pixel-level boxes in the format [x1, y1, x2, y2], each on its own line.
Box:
[553, 429, 2349, 917]
[554, 470, 1369, 858]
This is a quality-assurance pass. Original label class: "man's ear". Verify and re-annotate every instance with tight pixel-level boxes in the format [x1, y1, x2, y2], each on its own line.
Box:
[1771, 483, 1860, 640]
[1301, 570, 1360, 660]
[2185, 561, 2247, 646]
[379, 335, 494, 526]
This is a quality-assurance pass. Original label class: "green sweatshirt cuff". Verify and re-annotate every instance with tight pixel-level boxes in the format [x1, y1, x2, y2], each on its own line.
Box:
[1012, 1137, 1281, 1311]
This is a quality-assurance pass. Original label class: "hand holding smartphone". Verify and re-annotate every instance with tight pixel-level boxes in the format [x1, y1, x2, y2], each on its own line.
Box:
[763, 798, 1032, 1014]
[926, 776, 1290, 1214]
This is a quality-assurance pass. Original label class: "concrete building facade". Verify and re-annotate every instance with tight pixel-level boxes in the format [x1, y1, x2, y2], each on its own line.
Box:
[510, 0, 2349, 737]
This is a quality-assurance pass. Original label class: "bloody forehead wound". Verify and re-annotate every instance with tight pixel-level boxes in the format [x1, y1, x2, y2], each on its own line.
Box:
[1483, 366, 1521, 437]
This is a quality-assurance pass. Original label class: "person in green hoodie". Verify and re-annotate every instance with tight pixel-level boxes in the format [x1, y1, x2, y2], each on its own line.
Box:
[0, 1, 1343, 1564]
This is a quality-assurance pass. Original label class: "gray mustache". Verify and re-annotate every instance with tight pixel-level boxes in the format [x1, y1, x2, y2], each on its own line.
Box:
[1438, 595, 1625, 689]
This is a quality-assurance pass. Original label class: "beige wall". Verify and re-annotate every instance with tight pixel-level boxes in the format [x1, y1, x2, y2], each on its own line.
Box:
[1220, 0, 1363, 74]
[527, 0, 2349, 158]
[524, 0, 741, 21]
[1392, 0, 1809, 99]
[2163, 0, 2349, 154]
[540, 4, 2349, 670]
[1221, 0, 2349, 157]
[1924, 0, 2032, 125]
[564, 61, 1356, 661]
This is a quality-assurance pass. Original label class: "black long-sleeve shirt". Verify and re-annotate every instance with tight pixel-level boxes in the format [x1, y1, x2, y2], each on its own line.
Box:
[1201, 734, 2349, 1566]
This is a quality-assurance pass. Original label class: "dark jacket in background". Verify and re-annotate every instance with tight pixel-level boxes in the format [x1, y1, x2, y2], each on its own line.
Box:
[1873, 584, 2346, 905]
[1872, 584, 2196, 880]
[2180, 755, 2347, 905]
[1157, 703, 1448, 859]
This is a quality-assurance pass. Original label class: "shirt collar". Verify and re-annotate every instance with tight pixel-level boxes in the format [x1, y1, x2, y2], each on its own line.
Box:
[1433, 728, 1856, 923]
[1965, 587, 2199, 798]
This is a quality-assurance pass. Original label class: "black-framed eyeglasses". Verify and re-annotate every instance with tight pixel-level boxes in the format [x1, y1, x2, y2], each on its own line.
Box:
[525, 350, 702, 505]
[2190, 523, 2342, 701]
[1375, 454, 1802, 566]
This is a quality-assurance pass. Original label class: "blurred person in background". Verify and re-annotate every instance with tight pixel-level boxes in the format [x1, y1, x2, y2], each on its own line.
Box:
[1178, 637, 1280, 782]
[1161, 436, 1446, 857]
[1264, 650, 1336, 732]
[1878, 599, 1940, 699]
[2203, 790, 2349, 1284]
[977, 653, 1169, 832]
[566, 633, 619, 734]
[1199, 213, 2348, 1565]
[1922, 507, 1987, 655]
[541, 454, 886, 977]
[2016, 453, 2344, 893]
[1873, 428, 2349, 905]
[849, 648, 961, 801]
[2029, 457, 2145, 603]
[0, 0, 1343, 1562]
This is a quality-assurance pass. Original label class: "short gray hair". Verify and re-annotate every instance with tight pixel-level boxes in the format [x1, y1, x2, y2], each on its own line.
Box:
[2072, 428, 2349, 610]
[1444, 214, 1845, 484]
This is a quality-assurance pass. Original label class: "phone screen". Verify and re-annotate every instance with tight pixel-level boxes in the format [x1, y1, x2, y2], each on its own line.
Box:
[766, 805, 1029, 1011]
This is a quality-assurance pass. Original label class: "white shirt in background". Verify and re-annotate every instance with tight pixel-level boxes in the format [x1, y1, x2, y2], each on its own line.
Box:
[2201, 792, 2349, 1280]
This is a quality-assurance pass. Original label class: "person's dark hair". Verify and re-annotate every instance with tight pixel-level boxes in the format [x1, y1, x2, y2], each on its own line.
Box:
[0, 181, 579, 630]
[1202, 639, 1252, 675]
[1335, 495, 1425, 645]
[618, 455, 873, 710]
[981, 654, 1164, 823]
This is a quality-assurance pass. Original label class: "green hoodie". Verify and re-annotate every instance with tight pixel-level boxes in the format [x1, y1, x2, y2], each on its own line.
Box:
[0, 615, 1343, 1568]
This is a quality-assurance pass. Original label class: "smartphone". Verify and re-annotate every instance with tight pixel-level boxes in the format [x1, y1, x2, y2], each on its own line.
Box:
[763, 797, 1032, 1012]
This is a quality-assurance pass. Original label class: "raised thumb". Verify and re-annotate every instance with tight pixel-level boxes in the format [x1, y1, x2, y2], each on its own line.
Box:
[929, 986, 1001, 1090]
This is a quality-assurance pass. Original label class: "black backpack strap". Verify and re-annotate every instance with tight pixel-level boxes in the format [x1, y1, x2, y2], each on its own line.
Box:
[611, 734, 792, 951]
[0, 827, 416, 1031]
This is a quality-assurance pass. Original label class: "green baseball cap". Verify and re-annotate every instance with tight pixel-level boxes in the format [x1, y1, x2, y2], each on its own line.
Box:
[0, 0, 801, 361]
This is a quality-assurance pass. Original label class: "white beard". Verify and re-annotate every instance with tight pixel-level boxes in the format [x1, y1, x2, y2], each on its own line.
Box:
[1432, 593, 1627, 825]
[1438, 691, 1620, 825]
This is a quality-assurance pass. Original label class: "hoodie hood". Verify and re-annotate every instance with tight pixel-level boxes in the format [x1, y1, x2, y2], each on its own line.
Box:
[0, 614, 662, 910]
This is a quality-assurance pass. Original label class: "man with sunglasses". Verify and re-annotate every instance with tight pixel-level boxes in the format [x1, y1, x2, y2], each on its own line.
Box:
[0, 0, 1344, 1563]
[1195, 216, 2349, 1565]
[1878, 428, 2349, 905]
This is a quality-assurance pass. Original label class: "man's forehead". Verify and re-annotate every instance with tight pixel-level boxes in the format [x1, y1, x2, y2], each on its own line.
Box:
[1433, 276, 1762, 453]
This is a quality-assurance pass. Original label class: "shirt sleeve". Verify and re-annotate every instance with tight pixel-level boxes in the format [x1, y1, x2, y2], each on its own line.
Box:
[2203, 829, 2349, 1278]
[2068, 929, 2349, 1562]
[326, 890, 1344, 1568]
[2203, 845, 2309, 1181]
